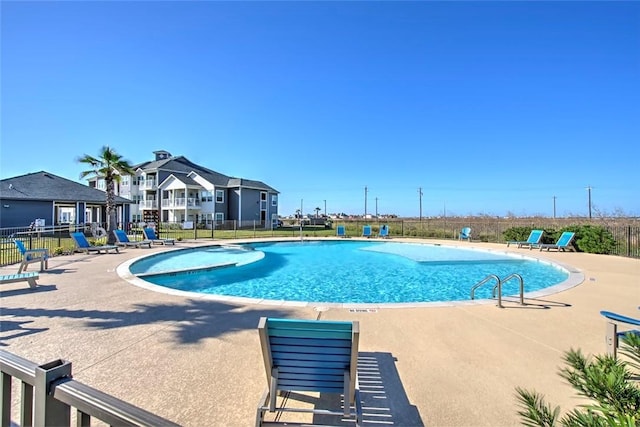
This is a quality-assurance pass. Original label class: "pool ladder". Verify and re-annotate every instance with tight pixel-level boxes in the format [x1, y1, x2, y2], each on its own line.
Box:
[470, 273, 524, 308]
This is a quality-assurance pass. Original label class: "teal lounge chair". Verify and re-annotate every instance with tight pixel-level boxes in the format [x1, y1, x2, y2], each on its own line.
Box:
[0, 271, 39, 289]
[336, 225, 347, 238]
[256, 317, 362, 427]
[507, 229, 544, 249]
[459, 227, 471, 241]
[378, 224, 390, 239]
[600, 310, 640, 357]
[70, 232, 119, 254]
[113, 229, 152, 248]
[14, 239, 49, 273]
[539, 231, 575, 252]
[362, 225, 372, 238]
[143, 227, 176, 245]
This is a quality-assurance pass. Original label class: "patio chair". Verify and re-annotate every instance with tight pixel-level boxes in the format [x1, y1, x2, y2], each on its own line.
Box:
[362, 225, 372, 238]
[14, 239, 49, 274]
[459, 227, 472, 241]
[142, 227, 176, 245]
[378, 224, 390, 239]
[113, 229, 152, 248]
[70, 232, 120, 254]
[600, 310, 640, 357]
[507, 229, 544, 249]
[539, 231, 575, 252]
[256, 317, 362, 427]
[336, 225, 347, 238]
[0, 271, 39, 289]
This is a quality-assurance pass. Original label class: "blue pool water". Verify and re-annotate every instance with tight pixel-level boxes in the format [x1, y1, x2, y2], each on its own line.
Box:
[129, 241, 569, 304]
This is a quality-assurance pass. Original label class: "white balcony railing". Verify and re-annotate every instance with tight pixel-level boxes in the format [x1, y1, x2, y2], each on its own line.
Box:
[139, 179, 156, 190]
[139, 200, 157, 209]
[161, 198, 201, 209]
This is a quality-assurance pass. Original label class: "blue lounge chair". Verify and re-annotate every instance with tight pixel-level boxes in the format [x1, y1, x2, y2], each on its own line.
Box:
[14, 239, 49, 273]
[256, 317, 362, 427]
[507, 229, 544, 249]
[378, 224, 390, 239]
[362, 225, 372, 238]
[459, 227, 472, 241]
[336, 225, 347, 238]
[113, 229, 152, 248]
[539, 231, 575, 252]
[600, 310, 640, 357]
[70, 232, 119, 254]
[143, 227, 176, 245]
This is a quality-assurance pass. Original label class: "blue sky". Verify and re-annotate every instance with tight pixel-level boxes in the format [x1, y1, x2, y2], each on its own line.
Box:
[2, 1, 639, 218]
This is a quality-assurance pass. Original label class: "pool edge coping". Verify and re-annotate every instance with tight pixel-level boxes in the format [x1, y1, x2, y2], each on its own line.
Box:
[115, 238, 585, 309]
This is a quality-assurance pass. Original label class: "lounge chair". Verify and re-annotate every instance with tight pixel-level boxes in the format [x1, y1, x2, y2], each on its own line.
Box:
[362, 225, 372, 238]
[255, 317, 362, 427]
[0, 272, 39, 289]
[70, 232, 120, 254]
[14, 239, 49, 274]
[336, 225, 347, 238]
[113, 229, 152, 248]
[539, 231, 575, 252]
[378, 224, 390, 239]
[600, 310, 640, 357]
[459, 227, 472, 241]
[507, 229, 544, 249]
[142, 227, 175, 245]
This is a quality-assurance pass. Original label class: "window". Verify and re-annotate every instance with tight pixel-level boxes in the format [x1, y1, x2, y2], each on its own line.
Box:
[271, 194, 277, 206]
[201, 191, 213, 202]
[121, 176, 130, 186]
[216, 190, 224, 203]
[215, 212, 224, 222]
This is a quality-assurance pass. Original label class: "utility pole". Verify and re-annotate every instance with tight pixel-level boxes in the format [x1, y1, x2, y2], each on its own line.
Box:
[553, 196, 557, 219]
[323, 199, 326, 217]
[418, 187, 423, 221]
[586, 186, 592, 219]
[364, 186, 368, 217]
[375, 197, 378, 217]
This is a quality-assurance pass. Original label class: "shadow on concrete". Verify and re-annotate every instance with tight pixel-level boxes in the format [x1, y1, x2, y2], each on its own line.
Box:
[0, 320, 48, 347]
[0, 284, 57, 298]
[497, 297, 573, 310]
[0, 299, 295, 345]
[261, 352, 424, 426]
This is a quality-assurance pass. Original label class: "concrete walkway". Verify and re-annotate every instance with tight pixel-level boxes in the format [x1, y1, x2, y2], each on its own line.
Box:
[1, 238, 638, 426]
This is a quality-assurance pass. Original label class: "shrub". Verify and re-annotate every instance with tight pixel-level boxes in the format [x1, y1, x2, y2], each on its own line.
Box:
[571, 225, 617, 255]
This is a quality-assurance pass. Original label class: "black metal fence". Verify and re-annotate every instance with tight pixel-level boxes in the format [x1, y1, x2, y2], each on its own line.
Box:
[2, 219, 639, 268]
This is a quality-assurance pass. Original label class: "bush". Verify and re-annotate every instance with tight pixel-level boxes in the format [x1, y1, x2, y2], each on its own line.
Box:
[571, 225, 617, 255]
[503, 225, 618, 254]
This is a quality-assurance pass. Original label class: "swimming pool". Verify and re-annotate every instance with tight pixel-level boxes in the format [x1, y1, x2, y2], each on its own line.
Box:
[122, 240, 580, 306]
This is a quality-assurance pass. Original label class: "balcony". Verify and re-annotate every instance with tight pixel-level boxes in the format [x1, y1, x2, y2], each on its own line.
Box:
[161, 198, 201, 209]
[140, 179, 157, 190]
[139, 200, 158, 210]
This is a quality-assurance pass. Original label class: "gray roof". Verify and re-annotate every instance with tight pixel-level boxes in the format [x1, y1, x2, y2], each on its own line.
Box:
[162, 173, 200, 187]
[139, 155, 278, 193]
[0, 171, 131, 204]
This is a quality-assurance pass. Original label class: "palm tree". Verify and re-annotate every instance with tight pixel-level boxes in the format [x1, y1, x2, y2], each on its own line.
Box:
[516, 333, 640, 425]
[77, 146, 135, 245]
[314, 207, 321, 218]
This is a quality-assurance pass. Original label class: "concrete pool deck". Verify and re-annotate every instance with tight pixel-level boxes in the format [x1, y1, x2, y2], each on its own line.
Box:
[1, 237, 638, 426]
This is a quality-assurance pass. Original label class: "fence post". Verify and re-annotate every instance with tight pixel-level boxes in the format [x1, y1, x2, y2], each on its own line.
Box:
[34, 359, 72, 427]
